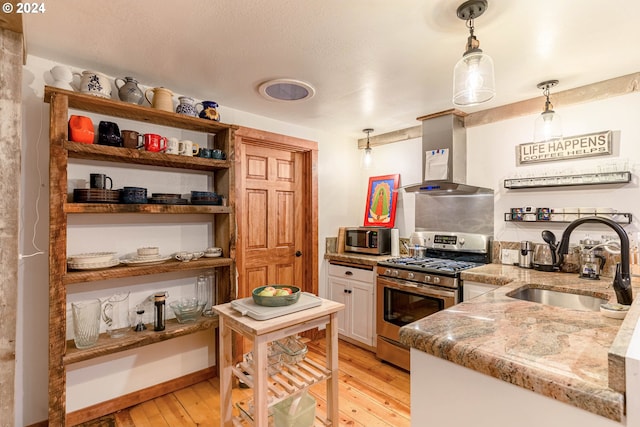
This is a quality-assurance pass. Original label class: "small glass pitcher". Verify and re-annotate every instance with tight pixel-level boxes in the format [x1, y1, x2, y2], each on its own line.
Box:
[102, 292, 131, 338]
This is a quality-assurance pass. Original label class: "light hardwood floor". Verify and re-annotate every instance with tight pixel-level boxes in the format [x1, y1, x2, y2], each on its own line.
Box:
[100, 339, 410, 426]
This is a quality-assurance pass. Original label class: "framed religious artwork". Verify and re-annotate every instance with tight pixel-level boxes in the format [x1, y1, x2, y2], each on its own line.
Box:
[363, 174, 400, 227]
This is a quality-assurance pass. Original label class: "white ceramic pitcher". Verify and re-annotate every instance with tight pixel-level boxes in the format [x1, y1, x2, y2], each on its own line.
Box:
[73, 70, 112, 99]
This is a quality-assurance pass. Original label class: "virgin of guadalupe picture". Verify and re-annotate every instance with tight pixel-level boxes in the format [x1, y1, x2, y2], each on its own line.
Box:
[363, 174, 399, 227]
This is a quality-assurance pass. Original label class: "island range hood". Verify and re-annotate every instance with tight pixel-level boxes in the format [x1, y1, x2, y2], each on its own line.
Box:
[404, 109, 493, 194]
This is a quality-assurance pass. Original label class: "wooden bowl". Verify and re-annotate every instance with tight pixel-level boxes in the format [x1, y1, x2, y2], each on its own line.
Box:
[252, 285, 301, 307]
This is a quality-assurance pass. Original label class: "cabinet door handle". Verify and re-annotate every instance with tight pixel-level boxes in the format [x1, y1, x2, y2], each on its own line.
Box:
[295, 250, 302, 257]
[344, 271, 353, 276]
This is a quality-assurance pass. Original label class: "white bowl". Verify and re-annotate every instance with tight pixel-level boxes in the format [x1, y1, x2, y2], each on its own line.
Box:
[137, 246, 160, 257]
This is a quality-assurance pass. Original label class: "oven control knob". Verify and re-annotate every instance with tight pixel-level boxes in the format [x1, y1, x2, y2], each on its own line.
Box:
[385, 269, 392, 275]
[424, 275, 431, 282]
[459, 238, 465, 246]
[433, 277, 440, 284]
[392, 270, 400, 277]
[407, 272, 415, 279]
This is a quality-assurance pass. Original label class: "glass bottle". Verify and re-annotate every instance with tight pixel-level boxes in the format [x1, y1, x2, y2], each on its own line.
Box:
[196, 274, 210, 314]
[154, 292, 167, 331]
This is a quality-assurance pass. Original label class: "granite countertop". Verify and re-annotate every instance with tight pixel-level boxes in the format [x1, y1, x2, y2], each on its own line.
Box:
[399, 264, 640, 422]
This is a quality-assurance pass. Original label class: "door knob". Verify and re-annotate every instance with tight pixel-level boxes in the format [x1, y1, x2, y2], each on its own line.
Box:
[295, 250, 302, 257]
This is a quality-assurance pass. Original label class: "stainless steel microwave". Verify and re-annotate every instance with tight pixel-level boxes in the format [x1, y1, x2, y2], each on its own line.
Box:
[344, 227, 391, 255]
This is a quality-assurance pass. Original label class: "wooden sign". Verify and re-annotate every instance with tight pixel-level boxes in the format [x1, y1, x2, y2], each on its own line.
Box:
[516, 130, 612, 165]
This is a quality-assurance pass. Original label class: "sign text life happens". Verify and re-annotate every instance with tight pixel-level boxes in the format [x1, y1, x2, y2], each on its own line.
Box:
[517, 130, 612, 164]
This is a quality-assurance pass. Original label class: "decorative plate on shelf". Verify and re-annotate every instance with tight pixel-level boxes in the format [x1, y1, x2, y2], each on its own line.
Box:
[120, 254, 172, 266]
[203, 252, 222, 258]
[68, 258, 120, 270]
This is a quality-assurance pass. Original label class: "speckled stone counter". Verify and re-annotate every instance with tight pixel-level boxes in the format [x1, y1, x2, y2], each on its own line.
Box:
[323, 251, 392, 267]
[399, 264, 640, 422]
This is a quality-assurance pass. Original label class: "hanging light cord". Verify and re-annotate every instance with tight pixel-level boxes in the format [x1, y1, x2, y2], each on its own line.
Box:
[464, 17, 480, 53]
[542, 85, 553, 113]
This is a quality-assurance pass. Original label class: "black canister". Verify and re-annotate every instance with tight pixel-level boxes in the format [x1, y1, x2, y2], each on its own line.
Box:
[154, 292, 167, 331]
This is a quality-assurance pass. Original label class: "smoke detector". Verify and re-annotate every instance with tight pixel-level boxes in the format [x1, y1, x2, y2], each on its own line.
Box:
[258, 79, 315, 102]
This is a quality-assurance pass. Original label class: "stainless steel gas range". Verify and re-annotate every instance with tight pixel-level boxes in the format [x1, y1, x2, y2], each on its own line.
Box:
[375, 231, 492, 371]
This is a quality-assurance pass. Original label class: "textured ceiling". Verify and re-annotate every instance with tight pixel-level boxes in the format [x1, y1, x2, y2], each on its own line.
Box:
[23, 0, 640, 138]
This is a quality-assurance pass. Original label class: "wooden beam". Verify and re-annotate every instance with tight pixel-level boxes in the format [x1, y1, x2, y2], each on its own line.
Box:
[357, 125, 422, 149]
[356, 72, 640, 147]
[0, 27, 22, 427]
[0, 1, 23, 33]
[464, 72, 640, 127]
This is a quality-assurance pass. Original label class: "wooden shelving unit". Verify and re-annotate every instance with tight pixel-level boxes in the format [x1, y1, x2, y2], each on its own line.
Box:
[45, 86, 237, 426]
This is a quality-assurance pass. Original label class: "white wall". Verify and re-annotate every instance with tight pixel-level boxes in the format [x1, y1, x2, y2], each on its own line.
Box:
[467, 92, 640, 248]
[18, 55, 362, 425]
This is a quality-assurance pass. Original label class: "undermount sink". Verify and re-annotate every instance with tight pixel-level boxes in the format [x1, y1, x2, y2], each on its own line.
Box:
[507, 286, 609, 312]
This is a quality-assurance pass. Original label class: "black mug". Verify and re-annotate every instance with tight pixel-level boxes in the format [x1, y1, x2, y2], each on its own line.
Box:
[98, 121, 123, 147]
[90, 173, 113, 189]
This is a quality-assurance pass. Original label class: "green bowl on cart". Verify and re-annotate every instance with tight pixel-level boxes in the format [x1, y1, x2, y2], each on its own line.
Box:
[252, 285, 301, 307]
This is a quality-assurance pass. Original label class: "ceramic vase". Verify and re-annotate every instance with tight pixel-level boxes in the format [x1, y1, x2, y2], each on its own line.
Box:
[176, 96, 198, 116]
[115, 77, 144, 105]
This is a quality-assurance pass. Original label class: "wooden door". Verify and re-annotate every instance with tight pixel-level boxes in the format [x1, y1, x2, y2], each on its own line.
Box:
[235, 127, 318, 299]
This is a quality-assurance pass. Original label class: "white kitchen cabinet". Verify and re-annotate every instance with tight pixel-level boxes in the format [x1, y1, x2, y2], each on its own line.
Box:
[327, 263, 375, 348]
[463, 280, 499, 302]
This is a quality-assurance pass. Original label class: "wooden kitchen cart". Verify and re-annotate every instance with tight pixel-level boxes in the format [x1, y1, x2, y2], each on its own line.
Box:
[213, 298, 344, 426]
[45, 86, 237, 425]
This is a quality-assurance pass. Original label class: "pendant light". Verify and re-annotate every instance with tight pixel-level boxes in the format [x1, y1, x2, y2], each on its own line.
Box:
[452, 0, 495, 106]
[361, 128, 374, 170]
[533, 80, 562, 142]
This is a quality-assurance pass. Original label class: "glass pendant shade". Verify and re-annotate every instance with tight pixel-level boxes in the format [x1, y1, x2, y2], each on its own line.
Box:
[534, 109, 562, 142]
[453, 51, 495, 106]
[361, 146, 373, 170]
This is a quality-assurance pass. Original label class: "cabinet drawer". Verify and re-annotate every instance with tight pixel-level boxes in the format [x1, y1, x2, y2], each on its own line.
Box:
[328, 264, 374, 283]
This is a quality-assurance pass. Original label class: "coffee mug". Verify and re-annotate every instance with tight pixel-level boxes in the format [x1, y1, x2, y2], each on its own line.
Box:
[178, 140, 200, 157]
[143, 133, 167, 152]
[121, 130, 142, 149]
[90, 173, 112, 189]
[198, 148, 213, 158]
[211, 149, 225, 159]
[166, 137, 180, 155]
[98, 121, 123, 147]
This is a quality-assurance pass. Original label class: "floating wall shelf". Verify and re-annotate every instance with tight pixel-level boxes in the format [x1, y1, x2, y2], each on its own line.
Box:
[504, 171, 631, 189]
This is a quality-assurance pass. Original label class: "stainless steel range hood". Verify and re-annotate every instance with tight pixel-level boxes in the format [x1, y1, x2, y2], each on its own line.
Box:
[403, 110, 493, 195]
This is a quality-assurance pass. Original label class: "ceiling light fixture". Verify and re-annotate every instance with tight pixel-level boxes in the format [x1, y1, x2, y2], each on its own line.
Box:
[361, 128, 374, 170]
[533, 79, 562, 142]
[258, 78, 316, 102]
[452, 0, 495, 106]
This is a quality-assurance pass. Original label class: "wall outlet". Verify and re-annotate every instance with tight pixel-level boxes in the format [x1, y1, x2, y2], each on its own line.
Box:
[501, 249, 519, 265]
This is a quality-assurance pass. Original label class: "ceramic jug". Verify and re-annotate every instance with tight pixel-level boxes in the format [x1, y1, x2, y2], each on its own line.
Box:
[49, 65, 74, 91]
[196, 100, 220, 121]
[176, 96, 198, 116]
[73, 70, 112, 99]
[144, 87, 174, 112]
[115, 76, 144, 105]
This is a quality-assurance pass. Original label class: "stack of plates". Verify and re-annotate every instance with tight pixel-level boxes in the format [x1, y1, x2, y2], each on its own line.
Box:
[120, 252, 172, 266]
[190, 191, 221, 205]
[68, 252, 119, 270]
[148, 193, 188, 205]
[73, 189, 121, 203]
